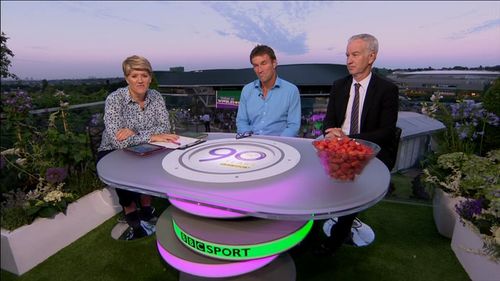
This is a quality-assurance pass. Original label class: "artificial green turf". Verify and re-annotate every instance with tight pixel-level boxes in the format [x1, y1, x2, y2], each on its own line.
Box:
[1, 200, 468, 281]
[293, 201, 468, 281]
[389, 172, 414, 199]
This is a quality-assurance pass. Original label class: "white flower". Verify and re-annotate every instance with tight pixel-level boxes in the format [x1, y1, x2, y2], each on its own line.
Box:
[15, 158, 27, 166]
[494, 227, 500, 245]
[43, 190, 64, 203]
[54, 90, 68, 98]
[1, 148, 20, 155]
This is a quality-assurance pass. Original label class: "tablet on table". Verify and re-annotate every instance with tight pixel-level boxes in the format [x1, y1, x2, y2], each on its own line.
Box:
[124, 143, 165, 156]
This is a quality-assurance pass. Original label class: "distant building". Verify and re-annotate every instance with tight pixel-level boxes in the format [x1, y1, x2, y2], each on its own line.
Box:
[154, 64, 349, 112]
[387, 70, 500, 95]
[169, 66, 185, 73]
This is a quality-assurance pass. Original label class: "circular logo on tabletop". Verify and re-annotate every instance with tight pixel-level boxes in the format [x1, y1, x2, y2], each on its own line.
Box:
[162, 138, 300, 183]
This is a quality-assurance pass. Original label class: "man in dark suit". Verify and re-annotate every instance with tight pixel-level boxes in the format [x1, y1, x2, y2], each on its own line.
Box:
[314, 33, 399, 255]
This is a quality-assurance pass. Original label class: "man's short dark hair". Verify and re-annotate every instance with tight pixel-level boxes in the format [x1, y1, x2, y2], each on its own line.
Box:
[249, 45, 277, 63]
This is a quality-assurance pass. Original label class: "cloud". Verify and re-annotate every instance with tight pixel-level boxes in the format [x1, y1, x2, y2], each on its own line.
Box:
[215, 30, 231, 37]
[447, 18, 500, 40]
[57, 2, 163, 32]
[465, 18, 500, 34]
[207, 2, 327, 55]
[418, 10, 478, 29]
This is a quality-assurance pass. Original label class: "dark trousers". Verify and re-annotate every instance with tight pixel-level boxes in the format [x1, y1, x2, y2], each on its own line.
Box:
[97, 150, 140, 207]
[204, 121, 210, 132]
[323, 213, 357, 252]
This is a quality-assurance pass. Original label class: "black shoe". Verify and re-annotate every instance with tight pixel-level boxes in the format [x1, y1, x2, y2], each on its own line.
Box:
[122, 226, 147, 241]
[139, 206, 157, 223]
[121, 221, 156, 241]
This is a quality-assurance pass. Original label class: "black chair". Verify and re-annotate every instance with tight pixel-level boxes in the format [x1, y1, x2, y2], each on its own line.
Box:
[387, 126, 403, 172]
[387, 127, 402, 195]
[86, 123, 105, 169]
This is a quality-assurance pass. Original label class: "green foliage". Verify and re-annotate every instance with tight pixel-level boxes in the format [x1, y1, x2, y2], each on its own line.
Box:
[483, 78, 500, 116]
[0, 90, 102, 230]
[481, 78, 500, 153]
[0, 32, 18, 79]
[421, 93, 499, 155]
[42, 124, 92, 169]
[150, 73, 159, 90]
[423, 151, 499, 197]
[0, 206, 32, 231]
[421, 92, 499, 260]
[423, 150, 500, 261]
[66, 168, 105, 198]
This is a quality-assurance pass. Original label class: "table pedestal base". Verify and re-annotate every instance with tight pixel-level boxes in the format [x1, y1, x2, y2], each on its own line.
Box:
[179, 253, 295, 281]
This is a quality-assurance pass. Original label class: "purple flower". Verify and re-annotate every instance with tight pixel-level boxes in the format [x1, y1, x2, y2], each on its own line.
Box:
[90, 113, 102, 126]
[458, 131, 468, 140]
[310, 113, 326, 122]
[486, 113, 499, 126]
[3, 90, 33, 115]
[45, 167, 68, 184]
[312, 129, 322, 137]
[450, 103, 460, 118]
[455, 198, 484, 221]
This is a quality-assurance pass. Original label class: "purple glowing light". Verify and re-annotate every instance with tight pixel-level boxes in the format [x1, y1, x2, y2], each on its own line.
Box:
[156, 241, 277, 278]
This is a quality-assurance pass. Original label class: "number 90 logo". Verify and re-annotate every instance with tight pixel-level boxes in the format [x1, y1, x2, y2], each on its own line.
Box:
[199, 147, 266, 162]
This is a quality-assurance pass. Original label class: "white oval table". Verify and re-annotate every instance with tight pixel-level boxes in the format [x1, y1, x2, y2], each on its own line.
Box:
[97, 132, 390, 279]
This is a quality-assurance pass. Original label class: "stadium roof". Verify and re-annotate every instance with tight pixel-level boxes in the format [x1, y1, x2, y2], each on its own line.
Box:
[392, 70, 500, 76]
[397, 111, 445, 140]
[154, 63, 349, 87]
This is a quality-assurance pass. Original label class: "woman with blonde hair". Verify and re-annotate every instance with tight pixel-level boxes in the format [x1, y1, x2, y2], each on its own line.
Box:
[97, 55, 178, 240]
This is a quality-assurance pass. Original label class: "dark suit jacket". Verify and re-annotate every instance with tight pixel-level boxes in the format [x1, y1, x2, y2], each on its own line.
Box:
[323, 73, 399, 170]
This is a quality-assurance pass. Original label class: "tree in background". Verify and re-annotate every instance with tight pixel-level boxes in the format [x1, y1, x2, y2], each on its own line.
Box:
[483, 78, 500, 116]
[1, 32, 18, 80]
[481, 78, 500, 153]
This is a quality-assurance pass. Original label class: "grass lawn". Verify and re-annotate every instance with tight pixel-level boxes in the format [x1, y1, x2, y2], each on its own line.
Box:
[1, 197, 468, 281]
[1, 172, 469, 280]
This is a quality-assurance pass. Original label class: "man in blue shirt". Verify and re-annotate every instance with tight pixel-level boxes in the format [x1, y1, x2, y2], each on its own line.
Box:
[236, 45, 301, 137]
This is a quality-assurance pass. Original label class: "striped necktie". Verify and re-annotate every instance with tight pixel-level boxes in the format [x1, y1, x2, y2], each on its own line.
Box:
[350, 83, 361, 135]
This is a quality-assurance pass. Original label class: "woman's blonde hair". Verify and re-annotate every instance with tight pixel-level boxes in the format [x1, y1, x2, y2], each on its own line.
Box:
[122, 55, 153, 76]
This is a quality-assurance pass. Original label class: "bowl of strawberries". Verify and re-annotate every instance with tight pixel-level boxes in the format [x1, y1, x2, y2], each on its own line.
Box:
[312, 137, 380, 181]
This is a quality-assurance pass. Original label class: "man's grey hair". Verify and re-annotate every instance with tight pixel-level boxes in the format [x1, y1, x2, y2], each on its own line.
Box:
[349, 34, 378, 54]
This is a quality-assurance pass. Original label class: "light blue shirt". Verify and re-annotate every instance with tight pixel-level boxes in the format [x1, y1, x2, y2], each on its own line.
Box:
[236, 77, 301, 137]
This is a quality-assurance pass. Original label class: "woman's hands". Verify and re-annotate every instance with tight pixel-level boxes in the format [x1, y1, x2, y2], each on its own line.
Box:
[116, 128, 136, 141]
[116, 129, 179, 144]
[149, 133, 180, 143]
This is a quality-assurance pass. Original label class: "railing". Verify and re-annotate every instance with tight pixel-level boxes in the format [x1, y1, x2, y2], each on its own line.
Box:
[29, 101, 105, 115]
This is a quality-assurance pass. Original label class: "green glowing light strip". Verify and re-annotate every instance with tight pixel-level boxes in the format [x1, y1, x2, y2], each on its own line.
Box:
[172, 219, 313, 261]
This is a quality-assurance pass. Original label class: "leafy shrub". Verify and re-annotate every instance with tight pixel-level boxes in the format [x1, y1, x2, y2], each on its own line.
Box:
[421, 93, 499, 155]
[0, 90, 103, 230]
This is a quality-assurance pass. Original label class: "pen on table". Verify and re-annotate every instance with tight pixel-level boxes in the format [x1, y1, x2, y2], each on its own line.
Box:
[170, 140, 181, 145]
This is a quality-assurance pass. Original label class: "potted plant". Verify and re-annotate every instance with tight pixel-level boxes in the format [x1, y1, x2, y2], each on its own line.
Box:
[421, 93, 499, 238]
[451, 150, 499, 280]
[0, 90, 120, 275]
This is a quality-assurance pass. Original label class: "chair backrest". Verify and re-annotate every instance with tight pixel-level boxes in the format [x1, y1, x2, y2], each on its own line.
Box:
[87, 124, 104, 165]
[387, 127, 402, 171]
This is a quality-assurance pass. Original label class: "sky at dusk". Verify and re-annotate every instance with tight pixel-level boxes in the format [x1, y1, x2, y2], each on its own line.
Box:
[1, 1, 500, 80]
